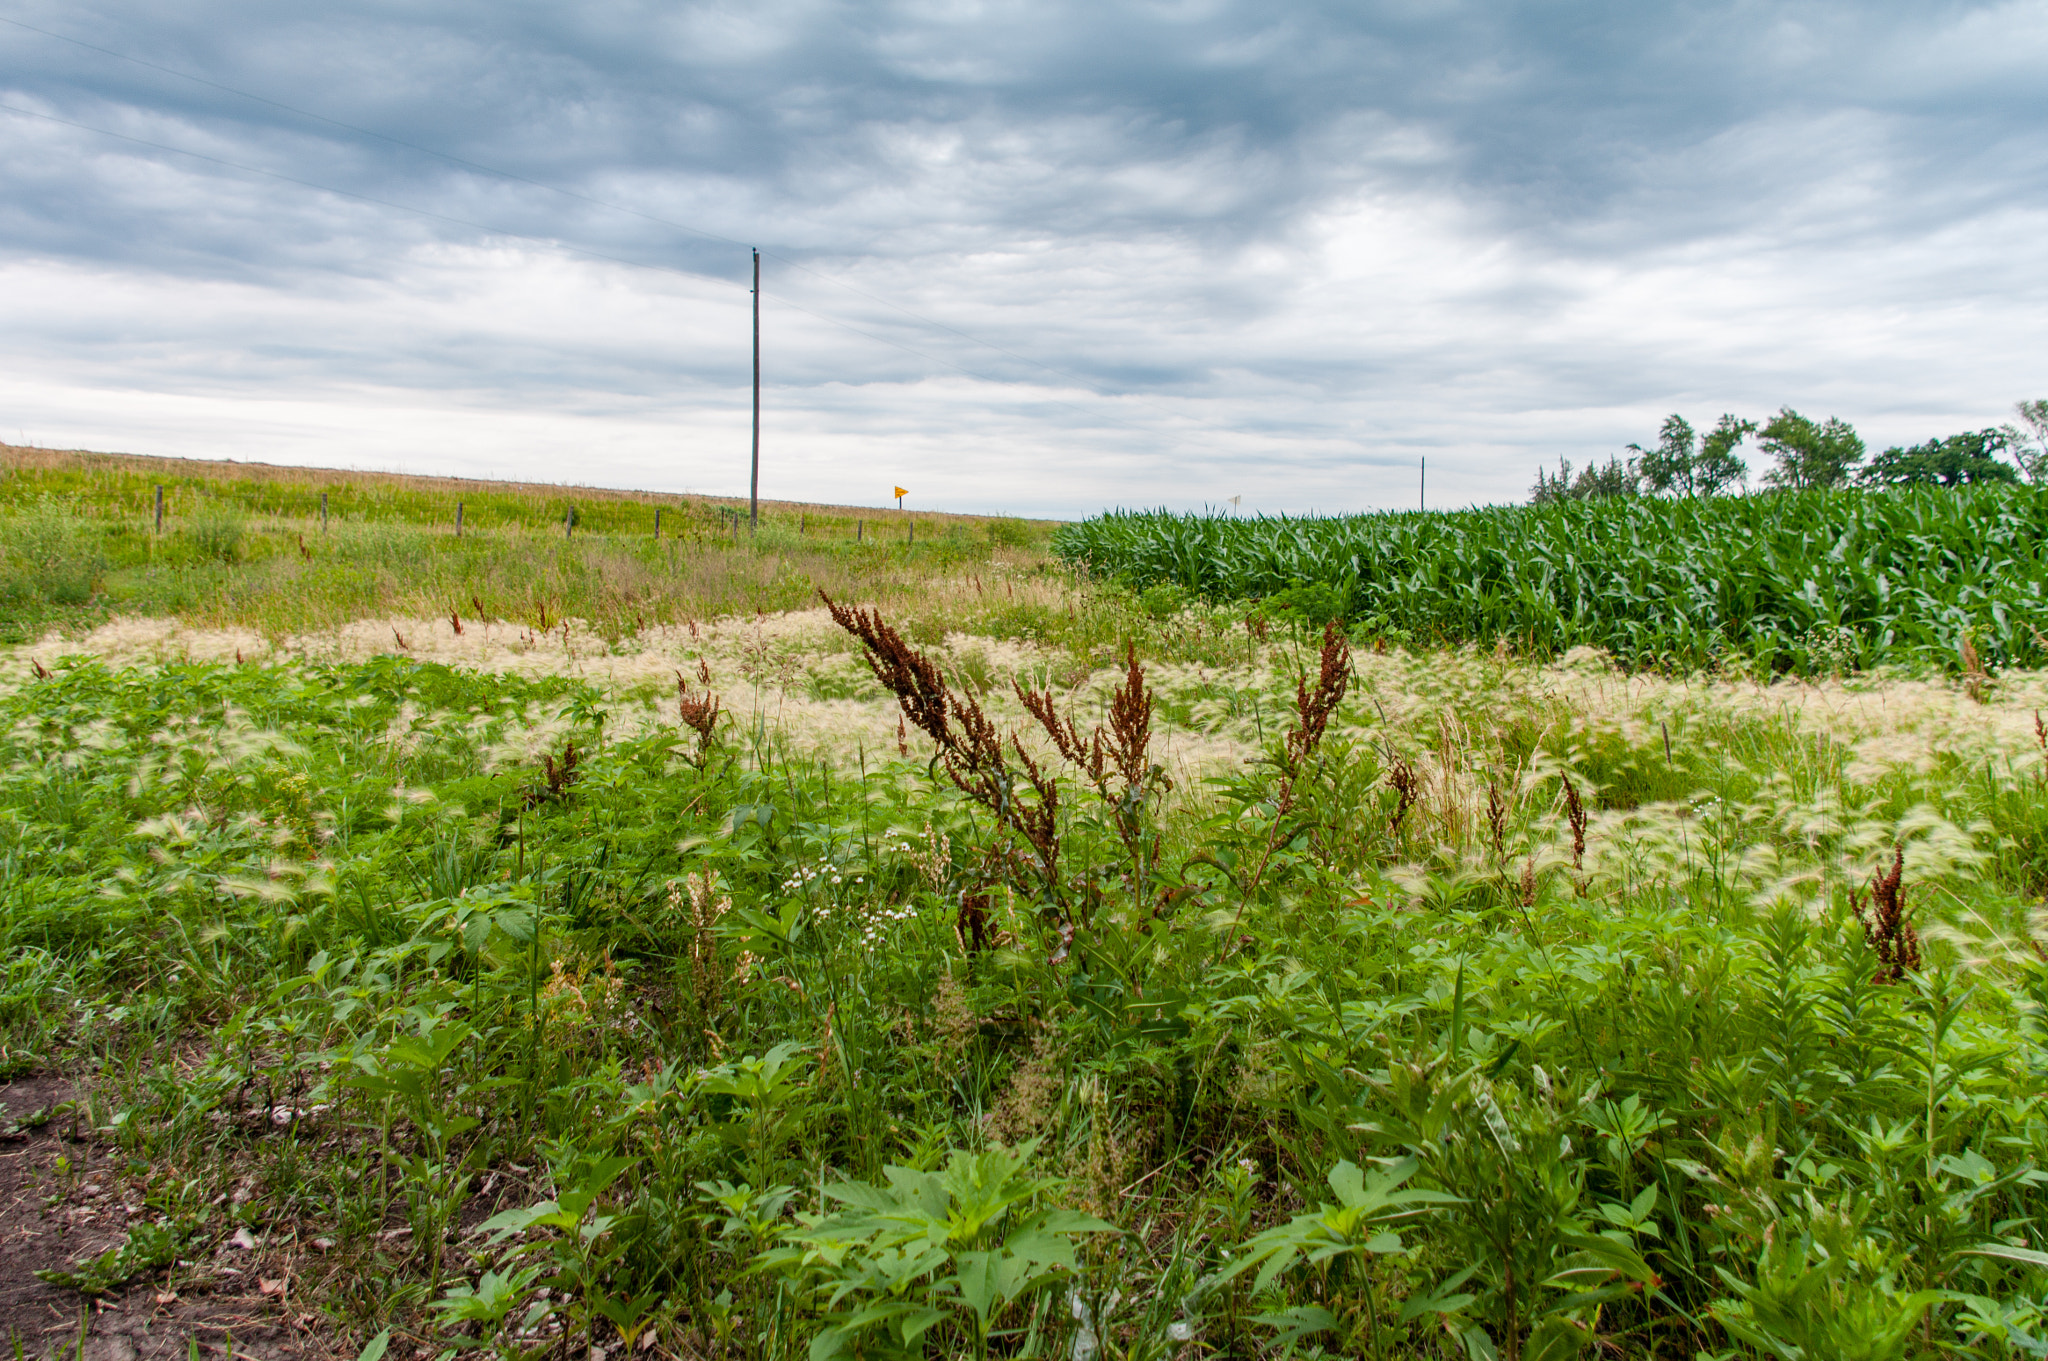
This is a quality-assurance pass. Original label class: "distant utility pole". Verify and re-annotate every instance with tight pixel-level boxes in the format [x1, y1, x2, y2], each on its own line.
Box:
[749, 248, 761, 532]
[1420, 457, 1426, 511]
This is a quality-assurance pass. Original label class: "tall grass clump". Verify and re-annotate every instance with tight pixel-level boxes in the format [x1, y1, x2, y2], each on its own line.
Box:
[0, 495, 105, 606]
[1055, 486, 2048, 673]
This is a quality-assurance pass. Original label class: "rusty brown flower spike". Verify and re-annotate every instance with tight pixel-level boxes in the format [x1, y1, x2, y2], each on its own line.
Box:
[1562, 774, 1588, 870]
[1274, 621, 1353, 814]
[1852, 845, 1922, 984]
[529, 740, 580, 807]
[1105, 645, 1155, 792]
[822, 591, 1063, 912]
[955, 888, 993, 954]
[822, 592, 958, 755]
[1386, 754, 1421, 835]
[1286, 621, 1352, 771]
[1006, 735, 1063, 882]
[675, 669, 723, 765]
[1017, 683, 1100, 780]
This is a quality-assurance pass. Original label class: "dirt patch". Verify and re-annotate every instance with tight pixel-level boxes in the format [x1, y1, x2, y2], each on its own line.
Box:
[0, 1077, 348, 1361]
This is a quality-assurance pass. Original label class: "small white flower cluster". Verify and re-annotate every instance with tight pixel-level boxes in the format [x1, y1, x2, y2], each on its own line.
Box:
[779, 862, 866, 894]
[857, 901, 918, 948]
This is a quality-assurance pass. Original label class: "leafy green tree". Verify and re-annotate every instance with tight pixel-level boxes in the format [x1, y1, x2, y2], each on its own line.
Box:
[2007, 399, 2048, 482]
[1629, 416, 1695, 495]
[1759, 408, 1865, 489]
[1861, 429, 2020, 487]
[1631, 413, 1752, 495]
[1696, 413, 1755, 493]
[1529, 455, 1638, 505]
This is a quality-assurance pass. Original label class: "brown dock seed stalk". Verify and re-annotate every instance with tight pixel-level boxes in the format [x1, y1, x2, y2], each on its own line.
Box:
[956, 887, 993, 955]
[1018, 682, 1102, 782]
[896, 715, 909, 759]
[1851, 846, 1922, 984]
[821, 592, 962, 757]
[675, 669, 723, 766]
[1386, 754, 1421, 836]
[823, 591, 1066, 918]
[1561, 774, 1588, 870]
[449, 610, 463, 636]
[528, 741, 580, 807]
[1006, 737, 1064, 888]
[1287, 622, 1352, 770]
[1487, 779, 1509, 859]
[1279, 621, 1353, 812]
[1105, 645, 1155, 793]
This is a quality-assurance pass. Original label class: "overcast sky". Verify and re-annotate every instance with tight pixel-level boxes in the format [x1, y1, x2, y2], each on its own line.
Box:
[2, 1, 2044, 517]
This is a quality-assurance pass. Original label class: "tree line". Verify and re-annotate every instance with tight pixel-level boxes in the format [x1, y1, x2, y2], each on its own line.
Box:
[1531, 398, 2048, 503]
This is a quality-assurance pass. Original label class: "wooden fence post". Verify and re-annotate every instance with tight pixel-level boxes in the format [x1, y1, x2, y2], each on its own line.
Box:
[154, 485, 164, 534]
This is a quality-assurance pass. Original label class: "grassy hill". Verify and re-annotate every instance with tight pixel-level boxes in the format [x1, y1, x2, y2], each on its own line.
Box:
[0, 442, 1059, 642]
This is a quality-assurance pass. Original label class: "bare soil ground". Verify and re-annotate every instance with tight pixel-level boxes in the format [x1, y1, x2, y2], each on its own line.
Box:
[0, 1077, 345, 1361]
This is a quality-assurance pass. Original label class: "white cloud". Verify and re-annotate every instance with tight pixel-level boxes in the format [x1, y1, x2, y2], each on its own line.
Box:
[1, 1, 2045, 517]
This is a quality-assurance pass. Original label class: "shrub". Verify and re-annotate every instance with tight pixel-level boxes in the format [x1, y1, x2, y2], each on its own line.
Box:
[0, 497, 103, 604]
[185, 502, 246, 563]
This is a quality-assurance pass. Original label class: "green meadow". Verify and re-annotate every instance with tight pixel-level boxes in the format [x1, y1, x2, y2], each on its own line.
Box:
[3, 446, 2045, 1360]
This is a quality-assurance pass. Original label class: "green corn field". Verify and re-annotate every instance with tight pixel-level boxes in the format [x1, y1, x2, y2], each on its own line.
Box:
[1053, 486, 2048, 673]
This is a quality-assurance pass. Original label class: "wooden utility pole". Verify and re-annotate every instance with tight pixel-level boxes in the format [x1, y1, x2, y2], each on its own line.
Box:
[750, 248, 761, 532]
[1420, 457, 1426, 511]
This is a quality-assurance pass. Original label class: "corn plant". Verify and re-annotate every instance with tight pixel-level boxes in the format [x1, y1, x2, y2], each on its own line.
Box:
[1055, 486, 2048, 673]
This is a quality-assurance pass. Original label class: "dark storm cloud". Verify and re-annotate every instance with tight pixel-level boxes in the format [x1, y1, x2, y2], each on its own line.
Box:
[1, 1, 2044, 514]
